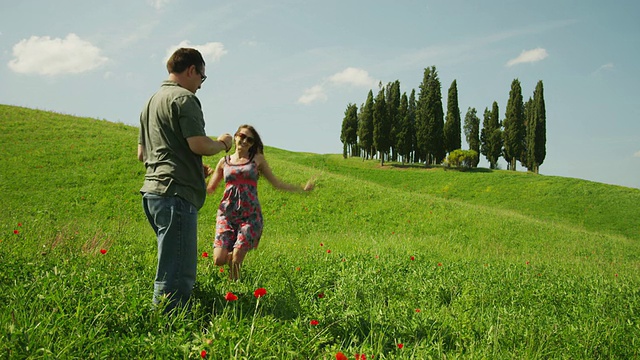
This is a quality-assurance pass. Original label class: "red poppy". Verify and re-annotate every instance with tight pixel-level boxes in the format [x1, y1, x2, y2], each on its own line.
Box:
[219, 267, 224, 273]
[200, 350, 207, 358]
[327, 249, 331, 254]
[437, 262, 442, 267]
[320, 242, 324, 246]
[225, 292, 238, 301]
[17, 223, 22, 227]
[310, 319, 319, 326]
[336, 352, 348, 360]
[410, 256, 415, 261]
[254, 287, 267, 298]
[100, 249, 107, 254]
[202, 252, 209, 257]
[13, 230, 19, 235]
[296, 267, 301, 271]
[397, 343, 404, 349]
[415, 308, 421, 312]
[318, 292, 325, 298]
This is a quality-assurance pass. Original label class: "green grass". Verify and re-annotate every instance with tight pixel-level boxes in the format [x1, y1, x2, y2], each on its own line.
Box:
[1, 104, 639, 359]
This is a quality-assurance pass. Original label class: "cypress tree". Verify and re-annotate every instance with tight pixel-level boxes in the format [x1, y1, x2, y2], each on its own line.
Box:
[533, 81, 546, 173]
[396, 92, 411, 164]
[463, 107, 480, 167]
[524, 97, 534, 170]
[408, 89, 417, 163]
[373, 85, 390, 165]
[480, 102, 502, 169]
[444, 79, 462, 154]
[415, 68, 431, 164]
[416, 66, 445, 165]
[340, 103, 358, 158]
[358, 90, 374, 160]
[489, 102, 503, 169]
[386, 80, 401, 161]
[503, 79, 525, 170]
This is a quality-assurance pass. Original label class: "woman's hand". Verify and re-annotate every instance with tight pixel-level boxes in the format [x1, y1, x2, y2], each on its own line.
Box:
[203, 164, 214, 177]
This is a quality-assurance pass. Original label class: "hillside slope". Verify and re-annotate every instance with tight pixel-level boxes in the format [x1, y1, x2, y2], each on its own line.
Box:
[2, 104, 639, 247]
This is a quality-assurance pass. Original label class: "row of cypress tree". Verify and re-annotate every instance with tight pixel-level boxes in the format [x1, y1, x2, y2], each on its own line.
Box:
[340, 66, 546, 172]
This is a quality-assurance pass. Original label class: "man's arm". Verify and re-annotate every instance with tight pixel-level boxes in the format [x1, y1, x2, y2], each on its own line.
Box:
[187, 133, 232, 156]
[137, 144, 144, 162]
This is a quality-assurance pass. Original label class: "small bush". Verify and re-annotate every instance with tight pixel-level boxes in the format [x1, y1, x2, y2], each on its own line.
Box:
[447, 149, 479, 168]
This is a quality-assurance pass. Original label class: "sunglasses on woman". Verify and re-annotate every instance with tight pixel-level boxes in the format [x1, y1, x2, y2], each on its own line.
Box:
[235, 132, 255, 145]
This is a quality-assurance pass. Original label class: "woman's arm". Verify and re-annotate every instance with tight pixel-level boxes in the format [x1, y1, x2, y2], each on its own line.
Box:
[256, 154, 314, 192]
[207, 157, 226, 195]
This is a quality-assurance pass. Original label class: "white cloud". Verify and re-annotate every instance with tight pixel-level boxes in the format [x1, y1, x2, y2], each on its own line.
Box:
[598, 63, 614, 71]
[297, 85, 327, 105]
[165, 41, 228, 64]
[593, 62, 614, 75]
[148, 0, 171, 10]
[8, 33, 108, 75]
[506, 47, 548, 67]
[298, 67, 376, 105]
[634, 151, 640, 158]
[328, 67, 376, 87]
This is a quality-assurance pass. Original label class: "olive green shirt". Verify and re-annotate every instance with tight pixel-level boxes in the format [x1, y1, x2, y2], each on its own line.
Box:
[138, 81, 208, 209]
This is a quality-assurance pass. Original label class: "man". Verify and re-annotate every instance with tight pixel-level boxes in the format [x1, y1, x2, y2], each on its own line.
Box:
[137, 47, 232, 311]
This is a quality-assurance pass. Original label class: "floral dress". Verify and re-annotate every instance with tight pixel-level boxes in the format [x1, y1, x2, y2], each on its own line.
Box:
[214, 156, 263, 251]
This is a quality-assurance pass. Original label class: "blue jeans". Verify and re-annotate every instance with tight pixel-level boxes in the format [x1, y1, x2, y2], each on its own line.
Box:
[142, 193, 198, 312]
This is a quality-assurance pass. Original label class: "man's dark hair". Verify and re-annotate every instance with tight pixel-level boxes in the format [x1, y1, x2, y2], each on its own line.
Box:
[166, 48, 205, 74]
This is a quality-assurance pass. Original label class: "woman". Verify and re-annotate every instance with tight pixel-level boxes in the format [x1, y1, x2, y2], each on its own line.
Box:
[207, 125, 314, 280]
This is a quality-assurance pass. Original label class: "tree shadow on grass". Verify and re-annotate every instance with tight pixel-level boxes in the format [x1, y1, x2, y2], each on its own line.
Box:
[442, 166, 494, 173]
[387, 163, 494, 173]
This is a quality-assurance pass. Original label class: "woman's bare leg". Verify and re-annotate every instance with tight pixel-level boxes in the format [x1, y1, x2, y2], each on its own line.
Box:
[213, 248, 231, 267]
[230, 248, 248, 281]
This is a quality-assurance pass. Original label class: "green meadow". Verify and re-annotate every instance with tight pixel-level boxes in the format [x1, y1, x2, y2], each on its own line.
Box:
[1, 104, 639, 359]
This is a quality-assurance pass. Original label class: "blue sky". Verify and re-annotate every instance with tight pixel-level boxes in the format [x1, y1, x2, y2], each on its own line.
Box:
[2, 0, 639, 189]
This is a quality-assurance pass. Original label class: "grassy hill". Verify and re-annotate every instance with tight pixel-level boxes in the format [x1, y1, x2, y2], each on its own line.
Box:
[1, 104, 639, 359]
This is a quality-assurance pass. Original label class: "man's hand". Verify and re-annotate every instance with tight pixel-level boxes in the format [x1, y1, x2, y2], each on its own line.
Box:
[217, 133, 232, 152]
